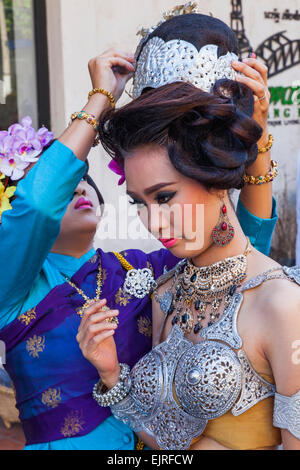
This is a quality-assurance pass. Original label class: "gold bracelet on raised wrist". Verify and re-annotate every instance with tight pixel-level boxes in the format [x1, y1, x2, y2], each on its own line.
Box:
[243, 160, 278, 185]
[258, 132, 274, 154]
[88, 88, 115, 109]
[70, 110, 100, 147]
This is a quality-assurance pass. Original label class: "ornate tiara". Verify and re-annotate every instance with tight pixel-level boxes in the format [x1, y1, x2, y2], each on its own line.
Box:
[132, 37, 238, 98]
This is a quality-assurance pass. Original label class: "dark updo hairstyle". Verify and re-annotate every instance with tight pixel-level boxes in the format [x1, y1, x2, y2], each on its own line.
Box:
[99, 14, 263, 190]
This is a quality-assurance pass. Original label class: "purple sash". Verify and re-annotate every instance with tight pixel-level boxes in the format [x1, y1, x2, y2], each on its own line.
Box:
[0, 248, 178, 445]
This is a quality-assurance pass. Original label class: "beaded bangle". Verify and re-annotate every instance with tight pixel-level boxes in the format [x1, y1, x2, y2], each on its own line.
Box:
[70, 110, 100, 147]
[258, 132, 274, 154]
[243, 160, 278, 185]
[70, 110, 99, 131]
[88, 88, 116, 109]
[92, 363, 131, 407]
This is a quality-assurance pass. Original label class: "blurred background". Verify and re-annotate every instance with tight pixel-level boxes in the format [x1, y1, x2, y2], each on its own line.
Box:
[0, 0, 300, 264]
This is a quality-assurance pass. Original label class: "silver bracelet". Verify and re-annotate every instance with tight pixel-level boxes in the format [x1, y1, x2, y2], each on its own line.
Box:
[92, 363, 131, 407]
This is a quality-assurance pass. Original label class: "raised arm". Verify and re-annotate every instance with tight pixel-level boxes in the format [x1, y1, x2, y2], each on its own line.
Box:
[236, 129, 277, 255]
[231, 55, 273, 220]
[231, 56, 277, 255]
[0, 50, 135, 317]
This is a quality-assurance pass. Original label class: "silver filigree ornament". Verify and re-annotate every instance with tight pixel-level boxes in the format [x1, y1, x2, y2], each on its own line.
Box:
[159, 290, 173, 315]
[175, 340, 242, 420]
[283, 266, 300, 285]
[273, 390, 300, 439]
[132, 37, 238, 99]
[123, 268, 156, 298]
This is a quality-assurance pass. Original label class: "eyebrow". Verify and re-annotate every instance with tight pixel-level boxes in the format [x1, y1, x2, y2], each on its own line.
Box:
[127, 182, 177, 197]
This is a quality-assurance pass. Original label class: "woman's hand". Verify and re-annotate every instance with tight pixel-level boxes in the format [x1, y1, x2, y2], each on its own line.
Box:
[88, 49, 136, 103]
[231, 56, 270, 143]
[76, 298, 121, 388]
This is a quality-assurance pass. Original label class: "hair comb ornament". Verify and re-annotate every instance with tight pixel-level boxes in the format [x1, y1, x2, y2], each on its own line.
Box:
[135, 2, 199, 61]
[136, 2, 199, 41]
[0, 116, 53, 221]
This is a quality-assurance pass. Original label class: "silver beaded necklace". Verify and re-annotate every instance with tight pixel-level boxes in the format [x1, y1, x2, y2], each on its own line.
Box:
[153, 238, 252, 335]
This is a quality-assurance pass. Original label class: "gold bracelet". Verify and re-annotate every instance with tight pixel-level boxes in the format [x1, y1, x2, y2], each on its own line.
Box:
[258, 132, 274, 154]
[88, 88, 115, 109]
[243, 160, 278, 185]
[70, 111, 100, 147]
[70, 111, 99, 131]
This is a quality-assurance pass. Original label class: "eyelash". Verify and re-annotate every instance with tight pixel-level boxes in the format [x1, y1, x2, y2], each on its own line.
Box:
[129, 192, 176, 207]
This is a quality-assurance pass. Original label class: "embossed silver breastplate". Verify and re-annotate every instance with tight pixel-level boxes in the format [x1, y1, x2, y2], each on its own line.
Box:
[128, 291, 276, 448]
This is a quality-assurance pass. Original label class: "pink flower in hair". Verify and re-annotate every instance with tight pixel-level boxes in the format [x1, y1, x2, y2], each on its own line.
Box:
[108, 159, 125, 185]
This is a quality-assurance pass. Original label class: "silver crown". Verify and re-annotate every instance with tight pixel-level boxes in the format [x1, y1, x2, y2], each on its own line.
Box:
[132, 37, 238, 99]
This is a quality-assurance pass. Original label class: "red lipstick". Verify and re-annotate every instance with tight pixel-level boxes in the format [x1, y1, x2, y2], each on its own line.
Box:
[159, 238, 179, 248]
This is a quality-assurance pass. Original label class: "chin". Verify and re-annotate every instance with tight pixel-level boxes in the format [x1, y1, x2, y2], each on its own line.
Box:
[77, 214, 100, 231]
[165, 239, 206, 260]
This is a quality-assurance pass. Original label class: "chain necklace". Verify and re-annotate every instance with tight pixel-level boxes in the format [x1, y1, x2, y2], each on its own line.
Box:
[154, 237, 252, 335]
[64, 257, 118, 325]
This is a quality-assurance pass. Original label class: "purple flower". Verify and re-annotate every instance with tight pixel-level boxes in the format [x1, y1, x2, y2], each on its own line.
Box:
[0, 154, 30, 180]
[0, 136, 14, 159]
[36, 127, 54, 147]
[108, 159, 125, 185]
[8, 123, 23, 136]
[0, 131, 9, 142]
[0, 116, 55, 180]
[21, 116, 33, 128]
[13, 127, 42, 162]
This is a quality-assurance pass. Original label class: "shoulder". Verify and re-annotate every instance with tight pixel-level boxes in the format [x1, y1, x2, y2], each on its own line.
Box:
[254, 274, 300, 345]
[243, 259, 300, 348]
[245, 254, 300, 323]
[261, 273, 300, 323]
[257, 269, 300, 392]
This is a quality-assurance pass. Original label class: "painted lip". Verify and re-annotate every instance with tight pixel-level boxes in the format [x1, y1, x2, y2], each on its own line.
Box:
[75, 197, 93, 210]
[159, 238, 179, 248]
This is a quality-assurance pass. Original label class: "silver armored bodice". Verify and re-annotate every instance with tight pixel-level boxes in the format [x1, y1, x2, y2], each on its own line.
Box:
[112, 266, 300, 450]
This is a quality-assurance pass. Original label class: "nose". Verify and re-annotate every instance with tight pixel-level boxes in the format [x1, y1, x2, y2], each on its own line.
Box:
[74, 181, 87, 197]
[148, 204, 170, 239]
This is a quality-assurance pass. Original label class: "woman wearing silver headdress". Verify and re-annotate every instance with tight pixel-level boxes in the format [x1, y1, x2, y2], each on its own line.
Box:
[78, 9, 300, 450]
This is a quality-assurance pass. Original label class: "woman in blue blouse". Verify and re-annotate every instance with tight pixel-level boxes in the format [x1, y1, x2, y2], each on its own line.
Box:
[0, 46, 277, 450]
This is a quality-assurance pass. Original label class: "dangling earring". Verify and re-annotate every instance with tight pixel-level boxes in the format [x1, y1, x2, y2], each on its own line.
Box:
[212, 199, 235, 246]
